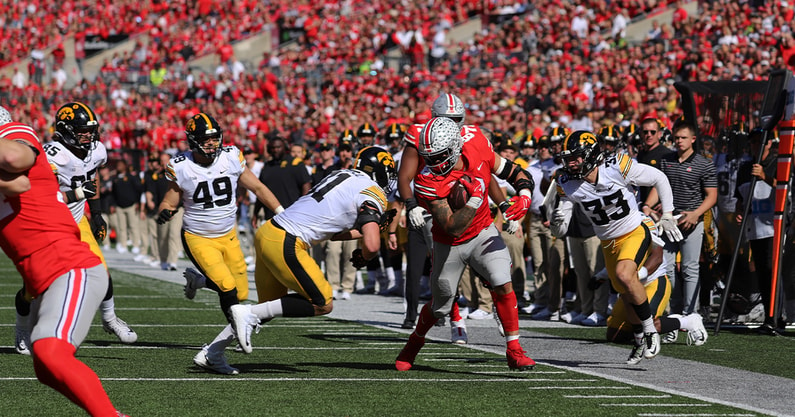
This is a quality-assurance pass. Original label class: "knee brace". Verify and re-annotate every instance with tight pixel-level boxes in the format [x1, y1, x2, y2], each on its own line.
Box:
[281, 294, 315, 317]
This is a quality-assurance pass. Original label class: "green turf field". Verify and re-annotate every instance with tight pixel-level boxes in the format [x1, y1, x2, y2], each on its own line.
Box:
[0, 256, 788, 416]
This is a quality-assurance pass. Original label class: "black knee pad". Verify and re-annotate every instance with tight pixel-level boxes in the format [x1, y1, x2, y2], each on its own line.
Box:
[15, 288, 30, 316]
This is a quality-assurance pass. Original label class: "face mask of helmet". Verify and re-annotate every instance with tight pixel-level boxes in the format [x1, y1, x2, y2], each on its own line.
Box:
[560, 131, 602, 179]
[186, 114, 224, 161]
[418, 117, 462, 176]
[354, 146, 397, 194]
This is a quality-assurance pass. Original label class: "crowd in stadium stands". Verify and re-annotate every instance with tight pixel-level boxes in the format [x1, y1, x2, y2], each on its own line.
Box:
[2, 0, 793, 338]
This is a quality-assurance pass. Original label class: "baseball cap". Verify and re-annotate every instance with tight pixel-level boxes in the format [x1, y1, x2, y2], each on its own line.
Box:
[242, 146, 257, 155]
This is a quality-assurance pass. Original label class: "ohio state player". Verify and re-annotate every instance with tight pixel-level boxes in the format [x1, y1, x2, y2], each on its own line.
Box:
[395, 117, 536, 371]
[0, 107, 124, 415]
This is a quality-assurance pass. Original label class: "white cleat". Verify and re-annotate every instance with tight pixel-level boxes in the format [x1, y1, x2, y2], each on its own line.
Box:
[451, 320, 468, 344]
[103, 317, 138, 344]
[686, 313, 708, 346]
[230, 304, 261, 354]
[15, 324, 31, 355]
[642, 332, 661, 359]
[183, 268, 206, 300]
[193, 345, 239, 375]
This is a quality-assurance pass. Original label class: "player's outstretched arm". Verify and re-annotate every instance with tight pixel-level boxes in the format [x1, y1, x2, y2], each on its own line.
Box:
[239, 168, 284, 214]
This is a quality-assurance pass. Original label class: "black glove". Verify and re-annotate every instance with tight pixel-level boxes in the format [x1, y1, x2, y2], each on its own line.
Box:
[379, 209, 397, 233]
[157, 209, 177, 225]
[87, 199, 106, 242]
[81, 180, 98, 199]
[350, 248, 368, 269]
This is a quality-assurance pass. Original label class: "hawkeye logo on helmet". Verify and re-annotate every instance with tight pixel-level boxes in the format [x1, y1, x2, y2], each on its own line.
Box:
[377, 151, 395, 169]
[58, 107, 75, 121]
[579, 132, 597, 145]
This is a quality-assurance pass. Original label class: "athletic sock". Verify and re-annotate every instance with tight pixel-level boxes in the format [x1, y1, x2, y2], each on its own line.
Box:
[449, 302, 462, 322]
[207, 324, 235, 358]
[251, 300, 283, 320]
[493, 290, 520, 334]
[659, 316, 682, 334]
[32, 338, 117, 416]
[100, 297, 116, 322]
[414, 302, 437, 338]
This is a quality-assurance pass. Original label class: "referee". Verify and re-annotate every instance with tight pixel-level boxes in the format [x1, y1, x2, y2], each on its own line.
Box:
[643, 121, 717, 319]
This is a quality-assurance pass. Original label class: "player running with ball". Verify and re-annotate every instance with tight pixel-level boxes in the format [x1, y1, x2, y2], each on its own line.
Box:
[395, 117, 536, 371]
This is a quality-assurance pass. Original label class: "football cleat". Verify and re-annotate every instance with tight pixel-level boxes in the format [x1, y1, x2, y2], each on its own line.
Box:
[662, 329, 679, 344]
[642, 332, 661, 359]
[183, 267, 206, 300]
[451, 320, 468, 345]
[686, 313, 708, 346]
[395, 333, 425, 371]
[230, 304, 261, 354]
[103, 317, 138, 344]
[15, 323, 31, 355]
[627, 342, 644, 365]
[506, 344, 535, 371]
[194, 345, 239, 375]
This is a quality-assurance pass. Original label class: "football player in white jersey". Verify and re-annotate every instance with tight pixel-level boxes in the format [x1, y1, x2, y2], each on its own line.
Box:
[14, 102, 137, 355]
[550, 130, 684, 364]
[157, 113, 283, 375]
[228, 146, 397, 356]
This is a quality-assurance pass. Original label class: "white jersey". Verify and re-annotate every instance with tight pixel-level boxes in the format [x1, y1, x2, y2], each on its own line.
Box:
[43, 140, 107, 223]
[274, 169, 386, 245]
[714, 153, 751, 213]
[166, 146, 246, 237]
[556, 153, 673, 240]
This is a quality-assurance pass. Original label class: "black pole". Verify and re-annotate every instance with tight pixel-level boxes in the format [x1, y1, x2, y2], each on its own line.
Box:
[714, 130, 769, 335]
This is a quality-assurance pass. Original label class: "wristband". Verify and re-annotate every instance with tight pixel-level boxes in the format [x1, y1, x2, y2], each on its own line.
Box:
[274, 205, 285, 214]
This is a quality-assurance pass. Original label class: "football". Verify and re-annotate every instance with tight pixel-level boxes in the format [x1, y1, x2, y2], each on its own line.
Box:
[447, 174, 471, 210]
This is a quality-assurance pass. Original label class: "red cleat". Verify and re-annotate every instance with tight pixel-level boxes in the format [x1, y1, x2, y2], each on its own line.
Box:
[395, 333, 425, 371]
[506, 345, 536, 371]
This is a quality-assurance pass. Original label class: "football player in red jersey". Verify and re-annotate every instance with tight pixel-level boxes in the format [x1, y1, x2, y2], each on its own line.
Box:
[0, 107, 125, 416]
[395, 117, 537, 371]
[390, 93, 519, 340]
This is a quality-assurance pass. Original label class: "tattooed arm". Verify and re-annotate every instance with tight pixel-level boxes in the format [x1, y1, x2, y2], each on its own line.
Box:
[425, 197, 477, 239]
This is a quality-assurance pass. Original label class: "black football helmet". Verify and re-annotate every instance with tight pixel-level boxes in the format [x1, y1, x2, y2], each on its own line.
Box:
[597, 124, 622, 153]
[622, 122, 641, 148]
[548, 126, 570, 145]
[357, 123, 377, 147]
[383, 123, 405, 143]
[559, 130, 603, 179]
[353, 146, 397, 194]
[54, 102, 99, 158]
[186, 113, 223, 161]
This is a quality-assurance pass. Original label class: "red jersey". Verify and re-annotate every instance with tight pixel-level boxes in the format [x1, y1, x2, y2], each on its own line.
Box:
[414, 126, 495, 245]
[0, 123, 100, 297]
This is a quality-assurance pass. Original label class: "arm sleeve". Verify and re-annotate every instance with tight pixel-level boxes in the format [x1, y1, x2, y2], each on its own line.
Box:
[625, 162, 675, 213]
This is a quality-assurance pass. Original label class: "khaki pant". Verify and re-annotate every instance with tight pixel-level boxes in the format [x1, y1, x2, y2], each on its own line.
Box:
[459, 268, 493, 313]
[325, 239, 358, 293]
[141, 215, 159, 258]
[501, 229, 526, 297]
[114, 204, 140, 250]
[569, 235, 608, 316]
[527, 214, 564, 310]
[157, 208, 182, 265]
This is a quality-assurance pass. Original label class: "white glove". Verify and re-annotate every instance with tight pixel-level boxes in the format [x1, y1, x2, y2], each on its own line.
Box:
[504, 219, 520, 235]
[407, 206, 427, 230]
[658, 212, 683, 243]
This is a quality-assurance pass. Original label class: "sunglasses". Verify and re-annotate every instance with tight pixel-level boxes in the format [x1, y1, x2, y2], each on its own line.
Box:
[643, 130, 658, 135]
